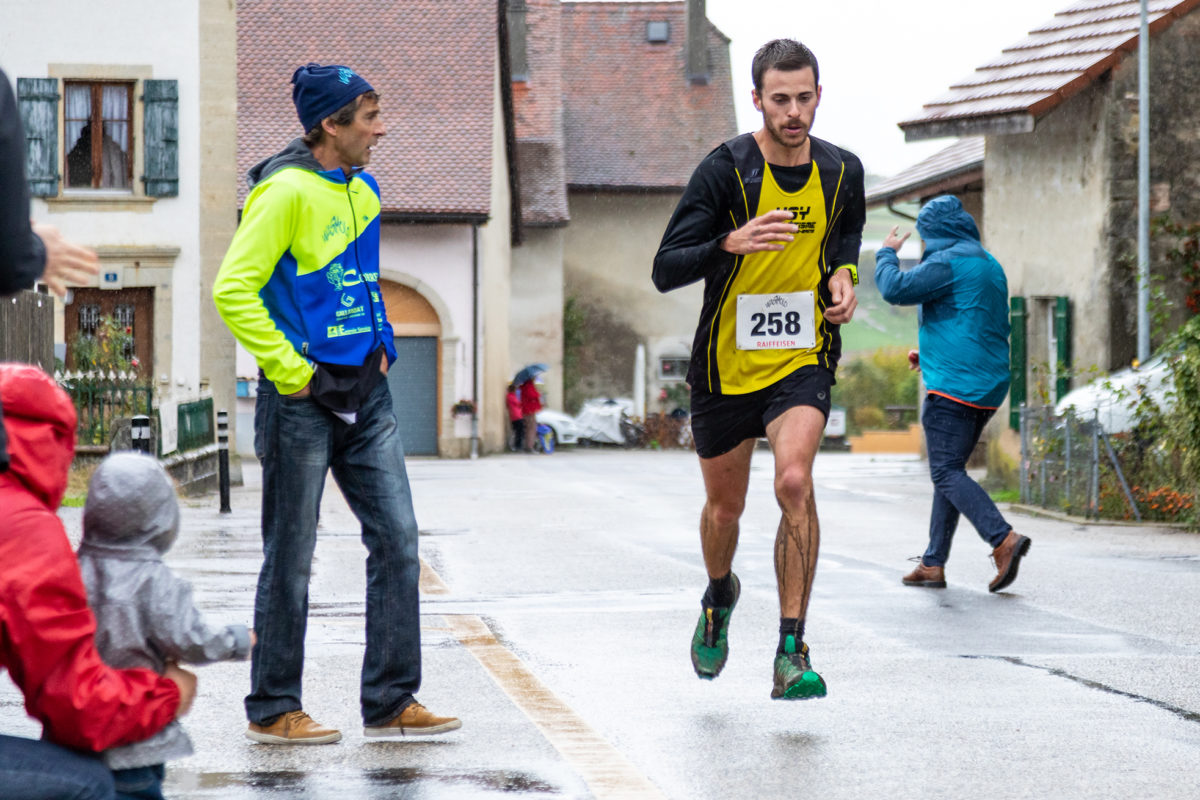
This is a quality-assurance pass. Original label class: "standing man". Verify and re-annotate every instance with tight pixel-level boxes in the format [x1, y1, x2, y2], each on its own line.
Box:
[653, 40, 864, 700]
[876, 195, 1030, 592]
[214, 63, 459, 744]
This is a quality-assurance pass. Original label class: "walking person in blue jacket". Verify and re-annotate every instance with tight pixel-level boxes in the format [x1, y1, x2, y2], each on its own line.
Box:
[875, 195, 1031, 592]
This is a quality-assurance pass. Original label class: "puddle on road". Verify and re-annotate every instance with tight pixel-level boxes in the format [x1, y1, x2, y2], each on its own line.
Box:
[170, 768, 568, 798]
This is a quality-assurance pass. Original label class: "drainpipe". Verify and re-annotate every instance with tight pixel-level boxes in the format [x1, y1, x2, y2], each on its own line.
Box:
[471, 223, 480, 459]
[1136, 0, 1150, 364]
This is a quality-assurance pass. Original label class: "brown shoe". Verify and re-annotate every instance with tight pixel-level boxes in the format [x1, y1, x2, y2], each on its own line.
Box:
[902, 560, 946, 588]
[245, 710, 342, 745]
[989, 530, 1031, 593]
[363, 701, 461, 738]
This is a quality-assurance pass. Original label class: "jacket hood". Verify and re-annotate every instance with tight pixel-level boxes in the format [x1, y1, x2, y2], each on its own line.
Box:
[246, 138, 324, 188]
[0, 363, 76, 508]
[80, 452, 179, 555]
[916, 195, 981, 245]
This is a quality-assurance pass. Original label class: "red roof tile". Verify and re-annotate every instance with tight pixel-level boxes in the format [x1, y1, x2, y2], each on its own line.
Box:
[561, 1, 737, 189]
[237, 0, 500, 217]
[900, 0, 1200, 140]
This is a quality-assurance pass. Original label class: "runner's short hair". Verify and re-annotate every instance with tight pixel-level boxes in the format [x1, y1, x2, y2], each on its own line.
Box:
[302, 90, 380, 146]
[751, 39, 819, 92]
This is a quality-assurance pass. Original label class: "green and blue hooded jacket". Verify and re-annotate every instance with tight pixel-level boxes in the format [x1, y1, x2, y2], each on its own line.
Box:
[214, 139, 396, 395]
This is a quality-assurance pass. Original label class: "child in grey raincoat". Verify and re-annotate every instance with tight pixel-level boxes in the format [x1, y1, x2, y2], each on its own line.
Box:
[78, 452, 253, 800]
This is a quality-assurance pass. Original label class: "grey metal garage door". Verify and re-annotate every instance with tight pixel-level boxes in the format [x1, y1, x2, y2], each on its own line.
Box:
[387, 336, 438, 455]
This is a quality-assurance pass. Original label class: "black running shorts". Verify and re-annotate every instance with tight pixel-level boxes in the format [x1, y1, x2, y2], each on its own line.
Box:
[689, 365, 835, 459]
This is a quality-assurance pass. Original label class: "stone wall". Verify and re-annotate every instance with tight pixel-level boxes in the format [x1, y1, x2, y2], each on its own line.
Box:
[1105, 10, 1200, 366]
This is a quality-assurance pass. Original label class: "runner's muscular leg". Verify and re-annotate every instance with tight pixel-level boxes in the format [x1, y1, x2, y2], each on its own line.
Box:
[765, 405, 826, 619]
[697, 438, 755, 579]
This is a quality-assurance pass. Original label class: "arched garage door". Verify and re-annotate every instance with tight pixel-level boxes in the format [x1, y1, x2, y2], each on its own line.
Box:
[380, 282, 441, 456]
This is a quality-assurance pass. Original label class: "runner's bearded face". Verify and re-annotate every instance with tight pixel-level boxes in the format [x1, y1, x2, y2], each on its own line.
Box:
[332, 96, 386, 170]
[753, 67, 821, 154]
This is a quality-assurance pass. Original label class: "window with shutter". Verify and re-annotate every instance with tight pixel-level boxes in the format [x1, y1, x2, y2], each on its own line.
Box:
[64, 81, 134, 190]
[142, 79, 178, 197]
[16, 77, 60, 197]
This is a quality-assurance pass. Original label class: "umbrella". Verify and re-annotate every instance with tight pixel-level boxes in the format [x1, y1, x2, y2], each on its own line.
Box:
[513, 363, 548, 385]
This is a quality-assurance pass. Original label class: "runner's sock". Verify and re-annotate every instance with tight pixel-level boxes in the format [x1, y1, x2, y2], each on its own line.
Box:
[703, 572, 735, 607]
[778, 618, 805, 654]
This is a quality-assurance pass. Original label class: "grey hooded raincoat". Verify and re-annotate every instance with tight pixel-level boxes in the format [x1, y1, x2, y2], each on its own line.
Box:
[77, 453, 251, 770]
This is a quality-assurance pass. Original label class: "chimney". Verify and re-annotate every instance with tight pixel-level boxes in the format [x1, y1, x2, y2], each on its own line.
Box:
[686, 0, 709, 85]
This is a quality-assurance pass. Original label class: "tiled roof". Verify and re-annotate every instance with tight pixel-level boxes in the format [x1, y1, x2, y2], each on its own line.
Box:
[900, 0, 1200, 140]
[865, 138, 985, 207]
[561, 1, 737, 189]
[237, 0, 500, 217]
[513, 0, 569, 226]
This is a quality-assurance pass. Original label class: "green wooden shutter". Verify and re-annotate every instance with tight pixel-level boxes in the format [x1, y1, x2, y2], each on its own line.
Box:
[142, 79, 178, 197]
[16, 78, 59, 197]
[1009, 296, 1027, 430]
[1054, 296, 1071, 402]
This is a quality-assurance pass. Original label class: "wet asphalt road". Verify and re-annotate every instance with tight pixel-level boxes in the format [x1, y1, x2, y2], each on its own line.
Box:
[3, 449, 1199, 799]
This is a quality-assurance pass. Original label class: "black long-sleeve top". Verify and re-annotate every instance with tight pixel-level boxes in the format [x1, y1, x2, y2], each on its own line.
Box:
[0, 68, 46, 296]
[652, 133, 865, 392]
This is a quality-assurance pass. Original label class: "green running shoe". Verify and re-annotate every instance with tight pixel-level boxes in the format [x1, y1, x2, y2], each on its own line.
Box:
[771, 635, 827, 700]
[689, 573, 740, 679]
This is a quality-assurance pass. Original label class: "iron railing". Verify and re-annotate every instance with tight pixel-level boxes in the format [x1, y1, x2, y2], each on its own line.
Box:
[56, 370, 153, 447]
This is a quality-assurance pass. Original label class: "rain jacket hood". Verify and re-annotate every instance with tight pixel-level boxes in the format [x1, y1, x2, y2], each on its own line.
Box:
[0, 362, 76, 509]
[916, 195, 981, 253]
[80, 453, 180, 557]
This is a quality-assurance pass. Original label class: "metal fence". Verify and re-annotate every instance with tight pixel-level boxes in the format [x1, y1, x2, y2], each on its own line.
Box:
[1019, 406, 1141, 521]
[56, 370, 153, 447]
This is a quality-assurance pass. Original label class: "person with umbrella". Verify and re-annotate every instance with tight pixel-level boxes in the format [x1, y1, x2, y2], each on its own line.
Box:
[514, 364, 547, 453]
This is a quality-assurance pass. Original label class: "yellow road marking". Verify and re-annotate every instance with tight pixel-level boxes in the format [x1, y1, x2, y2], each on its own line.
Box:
[421, 561, 664, 798]
[445, 614, 666, 800]
[419, 558, 450, 594]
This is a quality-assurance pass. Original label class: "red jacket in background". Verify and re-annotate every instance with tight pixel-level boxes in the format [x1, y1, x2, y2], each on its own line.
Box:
[520, 380, 542, 416]
[0, 363, 179, 752]
[505, 389, 522, 422]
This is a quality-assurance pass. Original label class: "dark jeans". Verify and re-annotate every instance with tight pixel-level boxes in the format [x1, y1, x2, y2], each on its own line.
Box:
[246, 377, 421, 727]
[0, 734, 114, 800]
[112, 765, 165, 800]
[922, 393, 1010, 567]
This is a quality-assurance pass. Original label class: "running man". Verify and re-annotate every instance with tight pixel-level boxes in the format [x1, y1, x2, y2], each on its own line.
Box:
[652, 39, 865, 699]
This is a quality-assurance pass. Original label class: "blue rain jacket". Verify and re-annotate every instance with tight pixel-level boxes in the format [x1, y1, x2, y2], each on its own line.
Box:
[874, 195, 1010, 408]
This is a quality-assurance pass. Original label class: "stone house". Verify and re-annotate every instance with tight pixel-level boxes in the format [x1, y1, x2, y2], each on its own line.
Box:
[504, 0, 737, 415]
[897, 0, 1200, 443]
[6, 0, 239, 477]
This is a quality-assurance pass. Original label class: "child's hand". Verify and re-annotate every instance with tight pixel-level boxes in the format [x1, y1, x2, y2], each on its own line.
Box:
[250, 630, 258, 649]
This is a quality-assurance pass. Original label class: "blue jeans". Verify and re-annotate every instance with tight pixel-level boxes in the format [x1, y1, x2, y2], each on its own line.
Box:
[112, 765, 165, 800]
[246, 377, 422, 727]
[0, 734, 114, 800]
[921, 393, 1010, 567]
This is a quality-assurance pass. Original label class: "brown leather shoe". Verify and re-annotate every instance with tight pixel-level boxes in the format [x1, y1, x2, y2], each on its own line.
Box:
[245, 710, 342, 745]
[363, 701, 462, 737]
[989, 530, 1031, 593]
[902, 560, 946, 588]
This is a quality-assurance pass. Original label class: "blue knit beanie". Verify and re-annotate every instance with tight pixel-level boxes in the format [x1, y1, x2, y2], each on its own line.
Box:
[291, 63, 374, 133]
